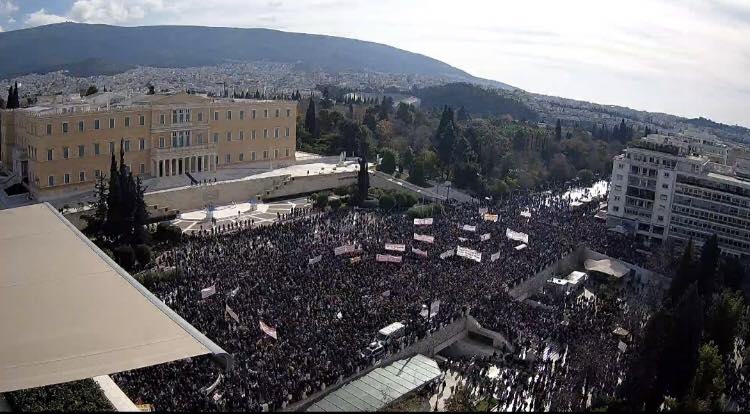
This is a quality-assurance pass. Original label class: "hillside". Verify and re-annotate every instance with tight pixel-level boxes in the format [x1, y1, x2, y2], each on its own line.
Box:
[416, 83, 538, 121]
[0, 23, 510, 89]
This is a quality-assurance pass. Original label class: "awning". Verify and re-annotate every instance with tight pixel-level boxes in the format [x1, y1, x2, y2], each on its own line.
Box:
[0, 203, 232, 393]
[584, 258, 630, 279]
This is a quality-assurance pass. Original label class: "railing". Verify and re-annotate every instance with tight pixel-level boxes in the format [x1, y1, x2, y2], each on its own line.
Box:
[151, 142, 216, 155]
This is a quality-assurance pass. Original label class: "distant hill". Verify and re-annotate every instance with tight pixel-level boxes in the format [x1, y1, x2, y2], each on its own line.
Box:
[416, 83, 537, 121]
[0, 23, 511, 89]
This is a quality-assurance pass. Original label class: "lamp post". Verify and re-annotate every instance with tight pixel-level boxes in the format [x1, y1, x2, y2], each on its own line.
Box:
[444, 180, 451, 202]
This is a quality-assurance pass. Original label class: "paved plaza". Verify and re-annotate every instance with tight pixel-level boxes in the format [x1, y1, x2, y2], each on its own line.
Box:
[171, 197, 311, 233]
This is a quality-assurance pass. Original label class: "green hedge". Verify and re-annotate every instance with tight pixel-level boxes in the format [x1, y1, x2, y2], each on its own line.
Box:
[135, 267, 182, 290]
[406, 203, 444, 219]
[5, 379, 114, 412]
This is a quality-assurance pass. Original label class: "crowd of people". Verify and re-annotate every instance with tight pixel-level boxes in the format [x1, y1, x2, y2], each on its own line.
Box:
[113, 182, 658, 411]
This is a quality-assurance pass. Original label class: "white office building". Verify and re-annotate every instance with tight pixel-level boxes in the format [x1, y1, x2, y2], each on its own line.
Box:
[607, 134, 750, 258]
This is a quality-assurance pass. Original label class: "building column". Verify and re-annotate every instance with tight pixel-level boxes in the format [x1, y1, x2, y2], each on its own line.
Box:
[166, 159, 170, 176]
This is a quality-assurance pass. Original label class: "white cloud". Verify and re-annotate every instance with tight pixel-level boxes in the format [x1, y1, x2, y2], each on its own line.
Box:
[0, 25, 4, 32]
[25, 8, 70, 27]
[68, 0, 172, 25]
[0, 0, 17, 16]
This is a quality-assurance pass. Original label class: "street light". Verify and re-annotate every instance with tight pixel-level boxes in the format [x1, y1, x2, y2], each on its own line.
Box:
[444, 180, 451, 202]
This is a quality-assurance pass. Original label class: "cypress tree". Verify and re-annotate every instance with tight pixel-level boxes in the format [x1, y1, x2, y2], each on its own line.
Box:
[304, 96, 317, 137]
[6, 85, 13, 109]
[555, 119, 562, 141]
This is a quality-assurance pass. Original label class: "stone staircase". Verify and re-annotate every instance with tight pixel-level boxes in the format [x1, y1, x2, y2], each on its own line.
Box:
[258, 174, 293, 202]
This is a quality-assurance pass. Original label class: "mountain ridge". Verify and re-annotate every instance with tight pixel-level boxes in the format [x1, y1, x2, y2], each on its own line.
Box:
[0, 22, 512, 89]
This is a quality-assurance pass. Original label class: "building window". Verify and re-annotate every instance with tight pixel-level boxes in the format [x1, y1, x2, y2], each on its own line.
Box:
[139, 138, 145, 151]
[263, 129, 268, 138]
[198, 112, 203, 122]
[47, 149, 53, 161]
[46, 124, 52, 135]
[274, 149, 279, 159]
[252, 130, 256, 140]
[78, 145, 85, 157]
[263, 150, 268, 159]
[160, 114, 165, 125]
[616, 174, 623, 181]
[213, 133, 219, 143]
[662, 183, 669, 189]
[139, 163, 145, 174]
[124, 140, 130, 152]
[286, 108, 291, 117]
[197, 133, 203, 144]
[79, 171, 85, 182]
[139, 115, 145, 126]
[275, 108, 280, 118]
[227, 131, 232, 142]
[110, 118, 115, 128]
[62, 122, 68, 134]
[94, 119, 100, 130]
[660, 194, 668, 201]
[658, 215, 664, 221]
[664, 172, 670, 177]
[613, 206, 619, 212]
[239, 153, 244, 161]
[94, 143, 100, 156]
[285, 127, 290, 137]
[78, 121, 84, 132]
[251, 151, 256, 161]
[125, 117, 130, 127]
[109, 141, 115, 154]
[159, 137, 165, 148]
[64, 174, 70, 184]
[252, 109, 256, 119]
[63, 147, 70, 159]
[264, 109, 268, 118]
[240, 130, 244, 140]
[95, 169, 101, 178]
[240, 110, 245, 120]
[274, 128, 279, 138]
[225, 154, 231, 163]
[285, 148, 290, 157]
[214, 111, 219, 121]
[227, 110, 232, 120]
[48, 176, 54, 187]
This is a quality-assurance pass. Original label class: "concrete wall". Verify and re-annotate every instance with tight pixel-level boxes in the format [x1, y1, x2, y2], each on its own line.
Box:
[268, 171, 357, 199]
[370, 171, 446, 202]
[509, 245, 584, 301]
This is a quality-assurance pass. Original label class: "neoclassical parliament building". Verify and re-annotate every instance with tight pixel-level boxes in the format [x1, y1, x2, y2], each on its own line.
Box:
[0, 93, 297, 200]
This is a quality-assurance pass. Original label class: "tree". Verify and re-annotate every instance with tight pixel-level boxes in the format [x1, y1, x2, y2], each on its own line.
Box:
[84, 85, 98, 96]
[705, 289, 745, 356]
[114, 245, 136, 270]
[134, 244, 152, 266]
[304, 96, 318, 137]
[456, 105, 470, 122]
[670, 239, 696, 302]
[435, 107, 457, 177]
[356, 132, 370, 206]
[408, 158, 427, 187]
[82, 174, 108, 238]
[379, 149, 397, 174]
[691, 342, 725, 408]
[311, 192, 329, 209]
[697, 234, 720, 298]
[378, 193, 395, 210]
[400, 147, 415, 173]
[395, 102, 414, 125]
[146, 84, 155, 95]
[555, 119, 562, 141]
[577, 169, 594, 185]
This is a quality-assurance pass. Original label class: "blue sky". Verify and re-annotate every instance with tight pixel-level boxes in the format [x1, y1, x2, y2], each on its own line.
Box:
[1, 0, 749, 128]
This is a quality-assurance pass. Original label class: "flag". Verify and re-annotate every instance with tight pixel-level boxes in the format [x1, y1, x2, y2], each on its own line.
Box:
[412, 247, 428, 258]
[490, 251, 501, 262]
[480, 233, 491, 242]
[225, 305, 239, 323]
[520, 210, 532, 218]
[413, 233, 435, 244]
[201, 285, 216, 299]
[456, 246, 482, 263]
[461, 224, 476, 232]
[483, 213, 498, 222]
[259, 320, 277, 340]
[384, 243, 406, 252]
[229, 286, 240, 298]
[350, 256, 362, 264]
[439, 249, 455, 260]
[308, 255, 322, 265]
[414, 217, 433, 226]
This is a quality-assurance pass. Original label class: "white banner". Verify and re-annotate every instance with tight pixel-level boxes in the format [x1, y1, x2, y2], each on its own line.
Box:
[229, 286, 240, 298]
[413, 233, 435, 244]
[480, 233, 491, 242]
[461, 224, 477, 232]
[308, 255, 322, 265]
[381, 290, 391, 298]
[384, 243, 406, 252]
[458, 237, 468, 242]
[506, 228, 529, 244]
[439, 249, 455, 259]
[259, 320, 278, 340]
[483, 213, 498, 222]
[201, 285, 216, 299]
[515, 243, 528, 251]
[350, 256, 362, 264]
[334, 244, 360, 256]
[414, 217, 433, 226]
[412, 247, 428, 258]
[520, 210, 532, 218]
[225, 305, 239, 323]
[478, 207, 488, 215]
[456, 246, 482, 263]
[490, 251, 501, 262]
[376, 254, 402, 263]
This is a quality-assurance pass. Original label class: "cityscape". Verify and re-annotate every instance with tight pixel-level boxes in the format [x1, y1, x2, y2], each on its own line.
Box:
[0, 1, 749, 413]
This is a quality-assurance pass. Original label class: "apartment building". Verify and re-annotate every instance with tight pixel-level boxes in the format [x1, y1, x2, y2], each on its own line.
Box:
[0, 93, 296, 200]
[607, 134, 750, 258]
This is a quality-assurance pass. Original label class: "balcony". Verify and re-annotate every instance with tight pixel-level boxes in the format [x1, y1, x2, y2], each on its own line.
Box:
[152, 142, 216, 157]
